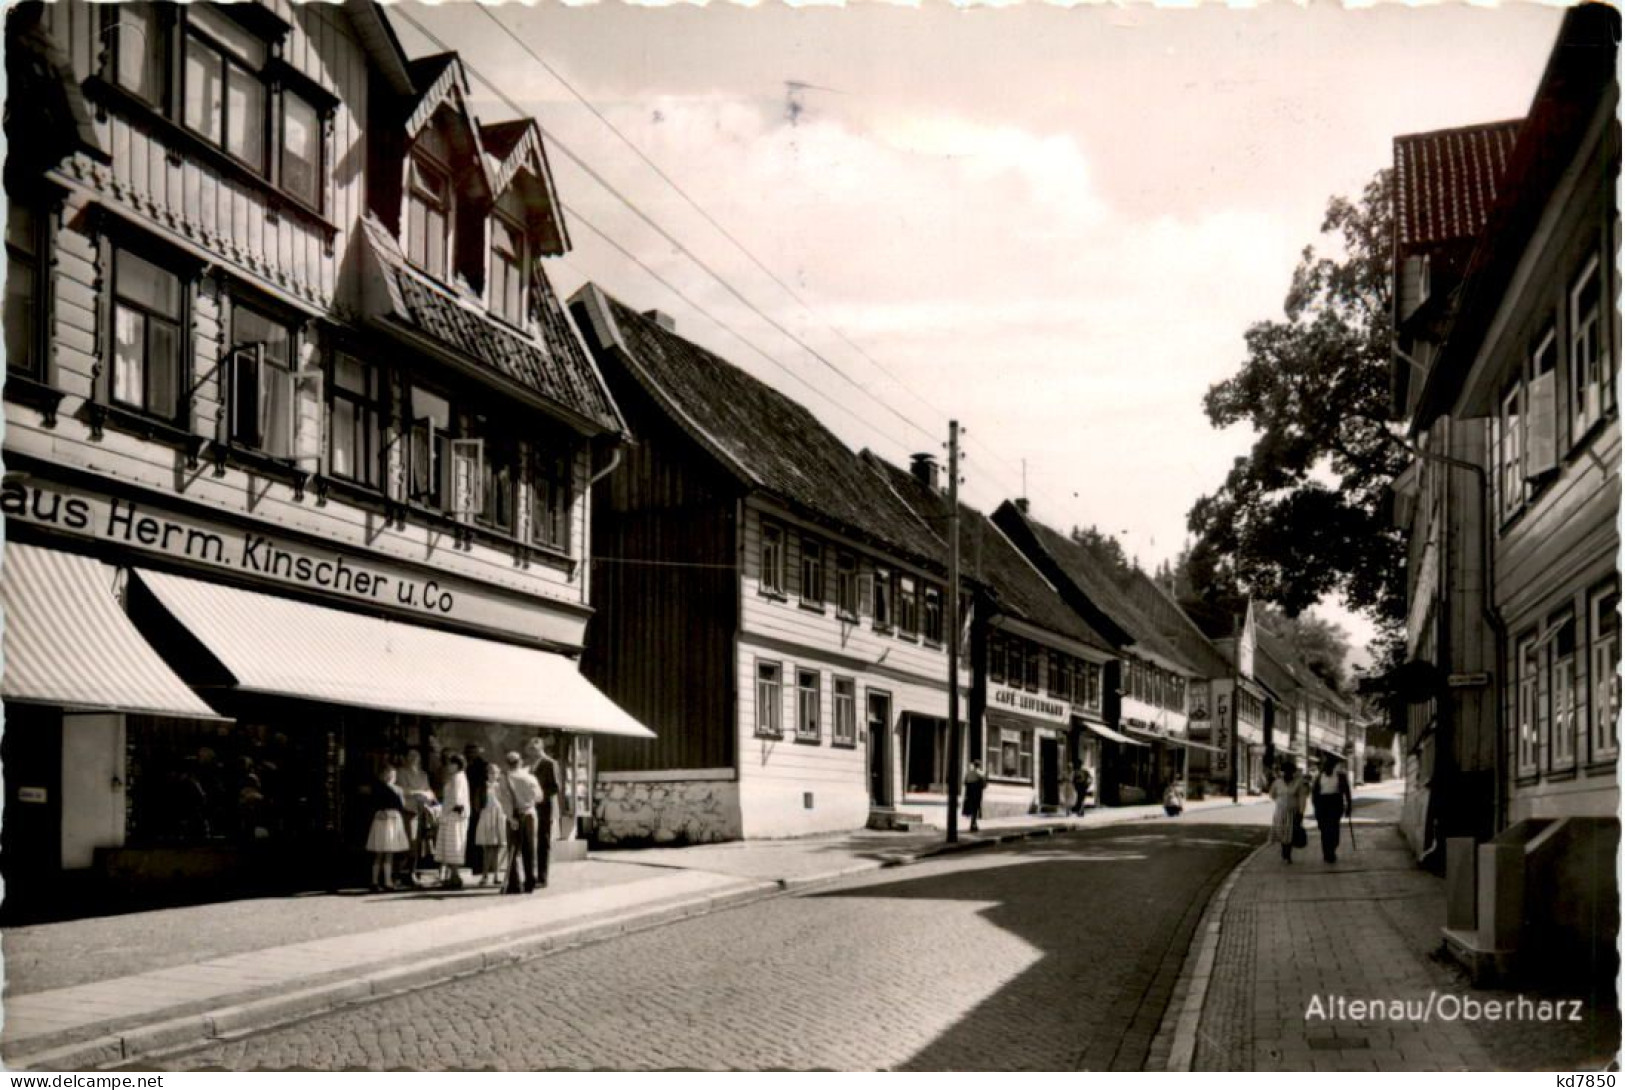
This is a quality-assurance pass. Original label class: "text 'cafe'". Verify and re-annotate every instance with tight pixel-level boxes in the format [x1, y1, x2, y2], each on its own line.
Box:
[1, 477, 655, 914]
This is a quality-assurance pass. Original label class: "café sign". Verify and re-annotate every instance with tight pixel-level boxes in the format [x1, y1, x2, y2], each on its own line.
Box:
[3, 479, 585, 648]
[989, 682, 1069, 725]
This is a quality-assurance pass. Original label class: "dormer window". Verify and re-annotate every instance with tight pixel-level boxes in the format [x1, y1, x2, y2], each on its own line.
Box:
[406, 155, 451, 281]
[489, 214, 528, 327]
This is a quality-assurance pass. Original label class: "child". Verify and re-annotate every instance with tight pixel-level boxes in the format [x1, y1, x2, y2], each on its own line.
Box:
[474, 762, 509, 887]
[367, 766, 409, 891]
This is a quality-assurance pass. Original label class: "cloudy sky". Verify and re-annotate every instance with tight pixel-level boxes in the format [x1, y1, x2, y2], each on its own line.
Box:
[398, 1, 1562, 654]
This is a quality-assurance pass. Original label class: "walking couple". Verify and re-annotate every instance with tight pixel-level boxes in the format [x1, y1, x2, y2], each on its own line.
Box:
[1268, 755, 1354, 864]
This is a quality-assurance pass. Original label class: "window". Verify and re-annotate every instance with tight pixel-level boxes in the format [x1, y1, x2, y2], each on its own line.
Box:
[1551, 615, 1578, 770]
[183, 5, 267, 170]
[832, 677, 857, 747]
[489, 215, 528, 326]
[530, 447, 573, 552]
[988, 725, 1033, 781]
[1498, 381, 1524, 523]
[796, 670, 821, 742]
[107, 3, 167, 107]
[873, 566, 892, 629]
[836, 553, 858, 618]
[1591, 589, 1620, 760]
[110, 248, 184, 421]
[328, 353, 382, 487]
[1048, 652, 1063, 698]
[1516, 634, 1539, 776]
[800, 538, 824, 607]
[1525, 327, 1558, 480]
[474, 427, 517, 535]
[6, 204, 42, 378]
[408, 386, 451, 508]
[989, 633, 1006, 684]
[905, 715, 950, 793]
[281, 92, 322, 210]
[1007, 639, 1025, 688]
[228, 303, 293, 452]
[922, 585, 944, 644]
[1571, 256, 1610, 441]
[406, 155, 451, 281]
[759, 521, 785, 596]
[1024, 642, 1042, 691]
[755, 661, 783, 739]
[895, 573, 918, 637]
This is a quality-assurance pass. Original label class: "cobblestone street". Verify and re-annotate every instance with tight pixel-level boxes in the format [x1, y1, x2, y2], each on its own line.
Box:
[156, 822, 1261, 1071]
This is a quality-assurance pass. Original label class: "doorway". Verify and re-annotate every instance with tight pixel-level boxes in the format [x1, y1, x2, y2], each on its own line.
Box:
[866, 690, 892, 806]
[1039, 735, 1060, 808]
[2, 704, 63, 921]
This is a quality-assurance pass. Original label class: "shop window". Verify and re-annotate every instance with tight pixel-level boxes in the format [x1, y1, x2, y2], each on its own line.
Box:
[895, 573, 919, 637]
[755, 660, 783, 739]
[835, 553, 858, 619]
[489, 213, 528, 327]
[6, 203, 43, 379]
[905, 715, 949, 794]
[406, 154, 451, 281]
[1550, 615, 1578, 771]
[872, 565, 892, 630]
[408, 385, 452, 508]
[988, 725, 1033, 781]
[110, 247, 185, 422]
[1591, 589, 1620, 760]
[183, 4, 268, 171]
[229, 302, 321, 462]
[796, 669, 821, 742]
[530, 447, 573, 553]
[832, 676, 857, 747]
[759, 521, 785, 596]
[800, 537, 824, 607]
[1515, 633, 1539, 777]
[923, 584, 944, 644]
[328, 352, 382, 487]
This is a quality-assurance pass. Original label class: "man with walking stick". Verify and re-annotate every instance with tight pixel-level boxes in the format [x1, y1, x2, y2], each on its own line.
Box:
[1310, 754, 1355, 864]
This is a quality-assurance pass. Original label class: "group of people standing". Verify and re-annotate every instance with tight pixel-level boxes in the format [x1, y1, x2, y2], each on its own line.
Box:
[958, 758, 1093, 834]
[1267, 753, 1355, 864]
[366, 737, 562, 895]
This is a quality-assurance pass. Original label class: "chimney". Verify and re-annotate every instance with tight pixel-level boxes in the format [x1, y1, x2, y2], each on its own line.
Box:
[1015, 497, 1030, 514]
[910, 452, 941, 491]
[643, 309, 677, 333]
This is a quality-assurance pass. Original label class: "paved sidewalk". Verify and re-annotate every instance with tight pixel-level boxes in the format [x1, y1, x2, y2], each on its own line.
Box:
[1180, 819, 1620, 1071]
[2, 799, 1256, 1070]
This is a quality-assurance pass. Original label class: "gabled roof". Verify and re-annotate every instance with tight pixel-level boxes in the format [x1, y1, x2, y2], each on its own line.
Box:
[402, 53, 497, 197]
[1393, 120, 1521, 254]
[1111, 570, 1232, 680]
[480, 119, 570, 256]
[359, 216, 624, 436]
[864, 456, 1117, 654]
[343, 0, 414, 95]
[570, 284, 947, 569]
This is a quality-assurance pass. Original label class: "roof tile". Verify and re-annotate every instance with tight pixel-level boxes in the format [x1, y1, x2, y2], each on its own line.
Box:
[1394, 120, 1522, 251]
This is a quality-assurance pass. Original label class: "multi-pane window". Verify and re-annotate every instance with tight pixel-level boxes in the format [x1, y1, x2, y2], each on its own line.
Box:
[228, 303, 293, 453]
[1525, 327, 1559, 480]
[1591, 589, 1620, 759]
[408, 385, 451, 508]
[832, 677, 857, 746]
[873, 566, 892, 629]
[1048, 652, 1063, 698]
[1498, 382, 1524, 523]
[836, 553, 859, 618]
[1570, 255, 1608, 440]
[988, 725, 1033, 781]
[800, 538, 824, 607]
[760, 521, 785, 595]
[895, 574, 919, 637]
[988, 633, 1006, 683]
[406, 155, 451, 281]
[110, 249, 184, 421]
[531, 448, 573, 552]
[108, 3, 167, 107]
[6, 204, 41, 378]
[476, 431, 517, 535]
[1024, 643, 1042, 691]
[329, 353, 382, 487]
[755, 661, 783, 738]
[183, 5, 267, 170]
[489, 215, 528, 327]
[1516, 634, 1539, 776]
[1006, 639, 1024, 688]
[922, 585, 944, 644]
[281, 92, 322, 210]
[797, 670, 821, 742]
[1551, 615, 1578, 770]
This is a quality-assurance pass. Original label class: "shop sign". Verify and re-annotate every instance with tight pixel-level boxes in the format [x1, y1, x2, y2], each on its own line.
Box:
[988, 682, 1069, 725]
[1213, 693, 1232, 775]
[3, 479, 585, 647]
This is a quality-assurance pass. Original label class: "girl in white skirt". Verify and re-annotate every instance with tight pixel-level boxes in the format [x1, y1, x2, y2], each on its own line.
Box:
[367, 766, 409, 891]
[435, 754, 470, 889]
[474, 762, 509, 887]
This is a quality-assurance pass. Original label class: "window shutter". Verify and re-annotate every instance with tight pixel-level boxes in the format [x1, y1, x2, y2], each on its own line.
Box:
[857, 571, 874, 616]
[450, 438, 484, 521]
[1525, 369, 1557, 478]
[290, 368, 324, 470]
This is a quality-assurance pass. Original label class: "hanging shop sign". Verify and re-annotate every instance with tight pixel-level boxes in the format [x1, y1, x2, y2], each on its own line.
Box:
[3, 478, 585, 648]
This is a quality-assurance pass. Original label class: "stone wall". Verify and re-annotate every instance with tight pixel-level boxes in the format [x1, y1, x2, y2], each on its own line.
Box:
[592, 777, 743, 847]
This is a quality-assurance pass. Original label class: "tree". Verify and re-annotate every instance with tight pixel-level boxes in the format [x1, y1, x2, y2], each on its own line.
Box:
[1069, 524, 1131, 578]
[1186, 170, 1407, 661]
[1257, 607, 1353, 693]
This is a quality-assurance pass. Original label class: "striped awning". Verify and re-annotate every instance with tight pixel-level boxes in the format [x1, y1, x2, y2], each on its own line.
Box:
[1075, 718, 1148, 747]
[2, 544, 220, 719]
[1125, 727, 1224, 754]
[134, 568, 656, 738]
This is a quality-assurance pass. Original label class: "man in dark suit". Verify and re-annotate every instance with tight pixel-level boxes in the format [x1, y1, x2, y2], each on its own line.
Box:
[1310, 754, 1355, 863]
[463, 743, 489, 871]
[526, 736, 562, 888]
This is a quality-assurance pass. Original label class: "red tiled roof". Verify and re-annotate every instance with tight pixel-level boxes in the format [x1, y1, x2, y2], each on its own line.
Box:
[1393, 120, 1522, 251]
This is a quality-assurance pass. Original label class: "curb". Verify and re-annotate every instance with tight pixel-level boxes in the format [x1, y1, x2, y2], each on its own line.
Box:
[1156, 837, 1271, 1071]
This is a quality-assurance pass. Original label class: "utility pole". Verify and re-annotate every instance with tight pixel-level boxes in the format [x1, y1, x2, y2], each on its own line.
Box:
[946, 421, 963, 844]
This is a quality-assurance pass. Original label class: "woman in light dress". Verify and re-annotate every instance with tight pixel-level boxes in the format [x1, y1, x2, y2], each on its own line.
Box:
[474, 763, 509, 888]
[435, 754, 470, 890]
[1268, 760, 1311, 863]
[366, 766, 409, 891]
